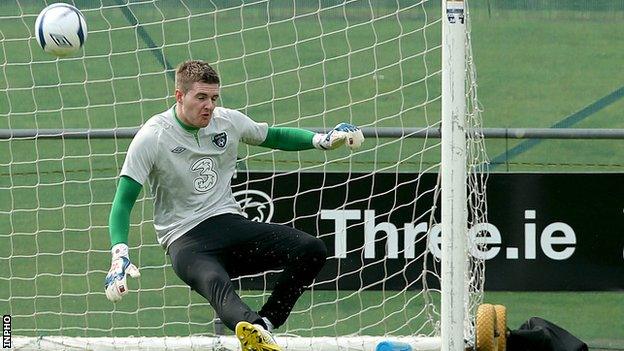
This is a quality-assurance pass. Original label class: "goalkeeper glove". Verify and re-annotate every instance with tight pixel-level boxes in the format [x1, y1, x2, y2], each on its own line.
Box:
[105, 243, 140, 302]
[312, 123, 365, 151]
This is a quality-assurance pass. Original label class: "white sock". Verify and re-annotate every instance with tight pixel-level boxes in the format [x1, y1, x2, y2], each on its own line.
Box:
[262, 317, 274, 332]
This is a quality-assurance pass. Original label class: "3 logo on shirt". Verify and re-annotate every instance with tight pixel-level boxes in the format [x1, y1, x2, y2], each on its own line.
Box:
[212, 132, 227, 148]
[190, 157, 218, 192]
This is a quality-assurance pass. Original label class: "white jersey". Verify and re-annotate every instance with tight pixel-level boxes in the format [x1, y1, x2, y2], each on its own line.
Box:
[120, 105, 268, 249]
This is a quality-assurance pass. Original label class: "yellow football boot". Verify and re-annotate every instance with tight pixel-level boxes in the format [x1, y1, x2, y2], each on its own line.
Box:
[235, 321, 282, 351]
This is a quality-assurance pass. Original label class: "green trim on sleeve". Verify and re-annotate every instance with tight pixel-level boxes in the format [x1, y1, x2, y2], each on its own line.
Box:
[109, 175, 142, 247]
[259, 127, 316, 151]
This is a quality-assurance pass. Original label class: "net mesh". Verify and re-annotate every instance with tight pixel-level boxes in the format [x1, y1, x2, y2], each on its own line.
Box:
[0, 1, 486, 349]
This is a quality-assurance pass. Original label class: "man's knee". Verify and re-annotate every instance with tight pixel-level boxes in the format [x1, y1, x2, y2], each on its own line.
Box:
[173, 257, 231, 293]
[300, 235, 328, 265]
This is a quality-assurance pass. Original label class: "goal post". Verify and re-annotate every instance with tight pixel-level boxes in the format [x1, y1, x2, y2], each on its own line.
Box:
[441, 1, 468, 350]
[1, 1, 487, 350]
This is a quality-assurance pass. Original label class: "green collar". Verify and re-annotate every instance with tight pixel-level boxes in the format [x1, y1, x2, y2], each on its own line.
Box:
[173, 104, 199, 133]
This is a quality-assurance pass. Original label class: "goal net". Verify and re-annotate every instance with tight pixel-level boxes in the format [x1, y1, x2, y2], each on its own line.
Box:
[0, 1, 487, 350]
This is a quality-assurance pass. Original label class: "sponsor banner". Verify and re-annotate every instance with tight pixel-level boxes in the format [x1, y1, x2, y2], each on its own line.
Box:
[485, 173, 624, 291]
[231, 172, 624, 291]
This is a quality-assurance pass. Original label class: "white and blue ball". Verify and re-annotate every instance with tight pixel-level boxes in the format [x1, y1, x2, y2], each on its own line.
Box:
[35, 3, 87, 57]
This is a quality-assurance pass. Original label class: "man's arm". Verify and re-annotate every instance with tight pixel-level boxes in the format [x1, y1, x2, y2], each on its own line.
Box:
[259, 127, 315, 151]
[259, 124, 364, 151]
[109, 175, 142, 246]
[105, 175, 142, 302]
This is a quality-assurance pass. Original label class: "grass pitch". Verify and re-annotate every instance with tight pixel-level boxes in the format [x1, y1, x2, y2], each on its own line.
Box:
[1, 1, 623, 349]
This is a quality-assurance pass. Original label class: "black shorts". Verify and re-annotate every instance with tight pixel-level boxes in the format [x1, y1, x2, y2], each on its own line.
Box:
[167, 213, 327, 330]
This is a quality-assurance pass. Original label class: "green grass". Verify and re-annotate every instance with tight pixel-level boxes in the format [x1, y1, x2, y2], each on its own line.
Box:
[469, 7, 624, 171]
[1, 1, 624, 349]
[6, 288, 440, 338]
[0, 1, 443, 340]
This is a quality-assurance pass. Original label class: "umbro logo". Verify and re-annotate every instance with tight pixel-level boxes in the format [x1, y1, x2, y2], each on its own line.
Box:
[171, 146, 186, 154]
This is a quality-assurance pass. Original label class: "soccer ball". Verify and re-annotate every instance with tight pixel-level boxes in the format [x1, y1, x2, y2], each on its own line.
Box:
[35, 3, 87, 57]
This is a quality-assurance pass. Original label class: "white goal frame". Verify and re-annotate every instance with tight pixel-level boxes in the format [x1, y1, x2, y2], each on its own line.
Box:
[441, 1, 469, 350]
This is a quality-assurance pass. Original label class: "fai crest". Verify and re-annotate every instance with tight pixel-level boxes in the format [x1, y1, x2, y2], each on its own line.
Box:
[212, 132, 228, 148]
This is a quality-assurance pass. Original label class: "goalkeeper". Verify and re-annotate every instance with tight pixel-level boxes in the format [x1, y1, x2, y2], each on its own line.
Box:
[105, 59, 364, 351]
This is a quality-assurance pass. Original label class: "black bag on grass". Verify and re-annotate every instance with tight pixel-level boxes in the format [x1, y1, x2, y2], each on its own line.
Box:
[507, 317, 588, 351]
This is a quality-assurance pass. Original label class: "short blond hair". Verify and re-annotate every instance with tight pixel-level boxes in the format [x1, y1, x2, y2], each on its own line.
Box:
[175, 60, 220, 93]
